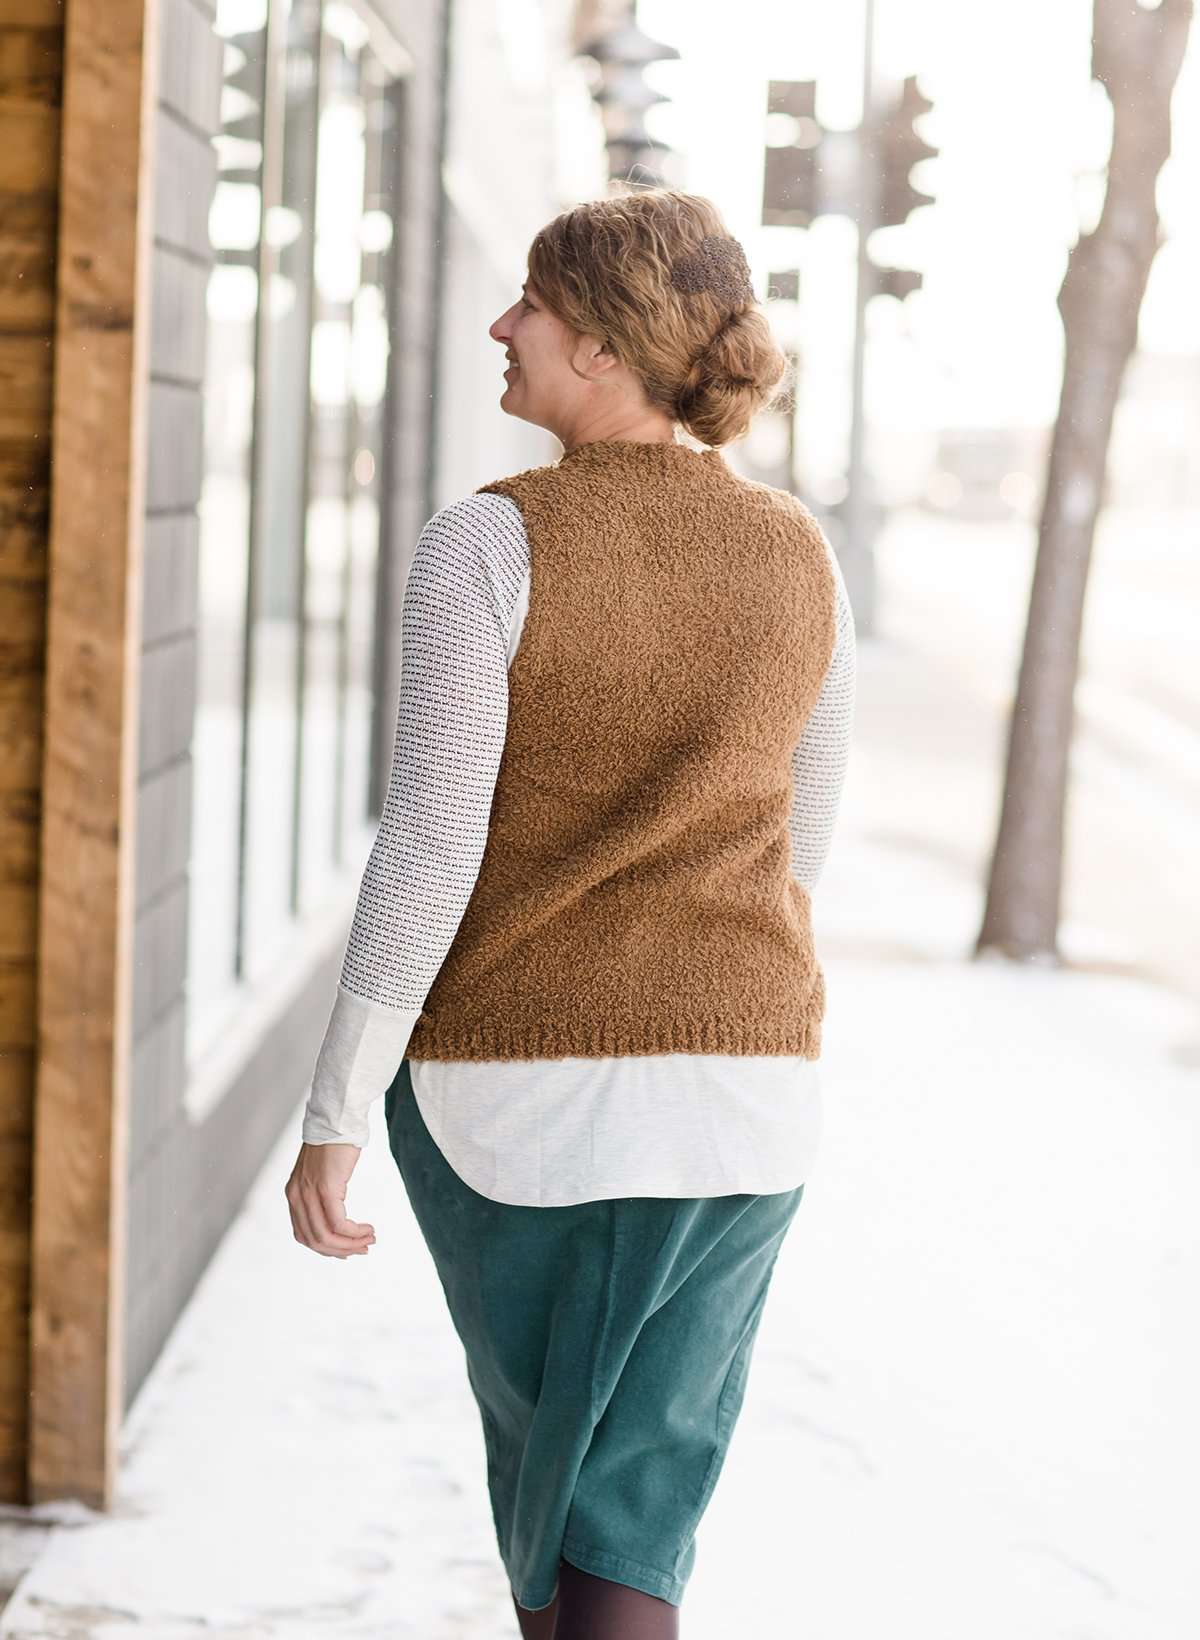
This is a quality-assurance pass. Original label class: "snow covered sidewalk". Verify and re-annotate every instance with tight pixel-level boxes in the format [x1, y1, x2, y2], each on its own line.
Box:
[4, 930, 1197, 1635]
[3, 602, 1198, 1637]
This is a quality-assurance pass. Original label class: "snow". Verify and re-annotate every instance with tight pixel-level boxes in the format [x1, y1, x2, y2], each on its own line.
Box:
[5, 951, 1195, 1638]
[3, 506, 1197, 1637]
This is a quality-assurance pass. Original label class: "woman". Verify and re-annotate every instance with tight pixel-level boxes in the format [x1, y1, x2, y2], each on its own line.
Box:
[286, 188, 856, 1638]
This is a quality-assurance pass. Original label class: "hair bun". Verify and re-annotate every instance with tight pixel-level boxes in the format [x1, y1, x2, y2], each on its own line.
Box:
[674, 308, 789, 447]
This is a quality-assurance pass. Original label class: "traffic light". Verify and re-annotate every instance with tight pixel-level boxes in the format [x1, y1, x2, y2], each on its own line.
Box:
[870, 264, 923, 301]
[761, 80, 822, 228]
[877, 74, 937, 228]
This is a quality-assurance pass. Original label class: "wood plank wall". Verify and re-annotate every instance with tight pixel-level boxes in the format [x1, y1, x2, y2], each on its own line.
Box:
[0, 0, 64, 1509]
[28, 0, 158, 1508]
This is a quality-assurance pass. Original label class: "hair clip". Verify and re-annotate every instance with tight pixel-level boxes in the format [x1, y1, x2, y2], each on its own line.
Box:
[668, 234, 755, 308]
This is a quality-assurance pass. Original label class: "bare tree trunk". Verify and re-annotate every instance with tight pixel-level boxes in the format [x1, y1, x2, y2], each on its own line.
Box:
[976, 0, 1192, 963]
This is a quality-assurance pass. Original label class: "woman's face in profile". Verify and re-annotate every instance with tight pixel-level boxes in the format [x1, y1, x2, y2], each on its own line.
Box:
[490, 279, 586, 434]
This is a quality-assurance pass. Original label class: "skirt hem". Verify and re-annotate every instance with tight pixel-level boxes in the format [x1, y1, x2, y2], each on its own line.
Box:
[562, 1536, 687, 1605]
[512, 1536, 687, 1609]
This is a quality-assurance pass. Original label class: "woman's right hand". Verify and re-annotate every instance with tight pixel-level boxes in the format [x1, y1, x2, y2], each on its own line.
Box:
[284, 1142, 376, 1259]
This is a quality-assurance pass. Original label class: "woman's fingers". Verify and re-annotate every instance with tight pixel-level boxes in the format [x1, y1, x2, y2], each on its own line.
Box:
[320, 1188, 376, 1241]
[292, 1188, 364, 1257]
[306, 1182, 375, 1255]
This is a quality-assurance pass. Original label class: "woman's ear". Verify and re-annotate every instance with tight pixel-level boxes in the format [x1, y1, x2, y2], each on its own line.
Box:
[574, 331, 619, 383]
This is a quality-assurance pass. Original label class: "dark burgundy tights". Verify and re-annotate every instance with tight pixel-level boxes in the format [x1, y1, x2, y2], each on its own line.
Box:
[512, 1557, 679, 1639]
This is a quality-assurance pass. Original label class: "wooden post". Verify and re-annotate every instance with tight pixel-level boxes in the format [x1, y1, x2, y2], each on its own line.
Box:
[0, 0, 65, 1507]
[29, 0, 158, 1507]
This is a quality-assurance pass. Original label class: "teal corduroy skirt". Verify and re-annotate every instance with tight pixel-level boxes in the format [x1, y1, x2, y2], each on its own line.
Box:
[384, 1057, 804, 1611]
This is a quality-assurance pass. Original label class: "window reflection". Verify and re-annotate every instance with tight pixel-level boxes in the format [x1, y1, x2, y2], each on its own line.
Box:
[188, 0, 267, 1058]
[297, 16, 396, 910]
[188, 0, 401, 1058]
[240, 0, 322, 983]
[343, 78, 397, 850]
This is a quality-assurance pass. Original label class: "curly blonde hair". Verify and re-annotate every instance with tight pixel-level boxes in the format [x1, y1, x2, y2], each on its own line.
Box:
[526, 187, 789, 449]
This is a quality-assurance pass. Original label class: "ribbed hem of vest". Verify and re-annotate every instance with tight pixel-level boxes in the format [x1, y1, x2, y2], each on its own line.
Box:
[405, 1016, 822, 1061]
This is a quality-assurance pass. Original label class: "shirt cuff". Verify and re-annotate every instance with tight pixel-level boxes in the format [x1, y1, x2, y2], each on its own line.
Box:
[302, 986, 425, 1148]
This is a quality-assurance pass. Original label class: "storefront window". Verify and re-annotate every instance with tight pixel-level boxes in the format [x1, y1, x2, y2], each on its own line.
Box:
[296, 7, 398, 911]
[188, 0, 404, 1060]
[240, 0, 323, 982]
[342, 50, 398, 859]
[188, 0, 267, 1052]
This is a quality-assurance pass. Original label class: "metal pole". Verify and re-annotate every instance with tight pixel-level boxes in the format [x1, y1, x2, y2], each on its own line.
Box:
[786, 344, 800, 494]
[844, 0, 878, 634]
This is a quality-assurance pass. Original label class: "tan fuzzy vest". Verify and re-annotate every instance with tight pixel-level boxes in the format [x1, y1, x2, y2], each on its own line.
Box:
[404, 437, 838, 1062]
